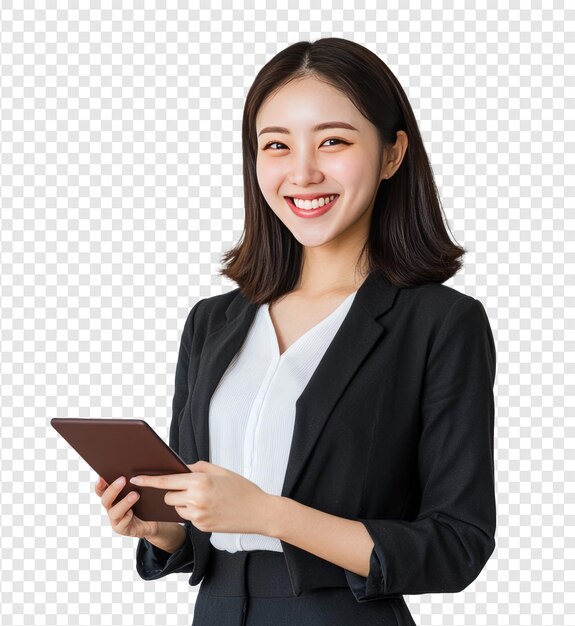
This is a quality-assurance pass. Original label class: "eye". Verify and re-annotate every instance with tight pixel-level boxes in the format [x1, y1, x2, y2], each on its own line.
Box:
[321, 138, 349, 147]
[262, 138, 350, 150]
[263, 141, 288, 150]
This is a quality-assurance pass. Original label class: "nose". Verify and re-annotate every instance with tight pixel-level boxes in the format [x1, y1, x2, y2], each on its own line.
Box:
[288, 150, 324, 186]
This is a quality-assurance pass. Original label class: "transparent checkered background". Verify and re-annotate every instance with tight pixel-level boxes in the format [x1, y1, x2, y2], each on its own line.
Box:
[1, 2, 572, 625]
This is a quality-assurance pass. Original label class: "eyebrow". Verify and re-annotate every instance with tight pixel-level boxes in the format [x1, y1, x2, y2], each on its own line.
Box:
[257, 121, 359, 137]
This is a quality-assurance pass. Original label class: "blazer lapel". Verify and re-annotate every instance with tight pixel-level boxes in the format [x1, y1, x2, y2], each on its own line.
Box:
[191, 272, 399, 499]
[192, 294, 259, 464]
[281, 272, 398, 497]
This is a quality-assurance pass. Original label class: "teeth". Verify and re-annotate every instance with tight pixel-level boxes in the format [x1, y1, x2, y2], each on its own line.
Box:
[292, 195, 337, 210]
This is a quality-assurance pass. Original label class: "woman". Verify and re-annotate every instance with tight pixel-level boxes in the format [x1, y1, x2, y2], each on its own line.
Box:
[96, 38, 497, 625]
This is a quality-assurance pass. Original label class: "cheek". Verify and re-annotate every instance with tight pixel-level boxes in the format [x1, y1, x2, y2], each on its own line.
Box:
[335, 150, 377, 177]
[256, 166, 281, 216]
[332, 157, 380, 216]
[329, 158, 366, 188]
[255, 159, 265, 190]
[256, 159, 281, 195]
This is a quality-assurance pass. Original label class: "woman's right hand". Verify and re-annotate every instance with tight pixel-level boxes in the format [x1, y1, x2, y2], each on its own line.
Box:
[95, 475, 159, 539]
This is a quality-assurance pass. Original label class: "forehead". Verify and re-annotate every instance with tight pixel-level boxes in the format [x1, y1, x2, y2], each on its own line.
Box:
[256, 77, 367, 130]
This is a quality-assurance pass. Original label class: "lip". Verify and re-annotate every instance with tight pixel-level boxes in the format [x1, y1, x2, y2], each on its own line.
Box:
[286, 193, 338, 201]
[286, 195, 339, 218]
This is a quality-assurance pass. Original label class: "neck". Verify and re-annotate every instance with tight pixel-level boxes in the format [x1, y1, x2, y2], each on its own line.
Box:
[296, 246, 369, 298]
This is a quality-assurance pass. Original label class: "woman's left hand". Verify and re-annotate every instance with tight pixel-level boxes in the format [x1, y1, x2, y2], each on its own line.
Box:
[129, 461, 276, 535]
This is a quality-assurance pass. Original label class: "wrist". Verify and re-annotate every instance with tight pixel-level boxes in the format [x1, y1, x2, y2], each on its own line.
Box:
[143, 522, 163, 542]
[143, 522, 187, 554]
[263, 495, 291, 540]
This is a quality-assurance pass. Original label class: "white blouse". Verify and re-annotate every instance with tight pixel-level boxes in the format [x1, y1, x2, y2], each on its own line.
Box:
[208, 289, 358, 553]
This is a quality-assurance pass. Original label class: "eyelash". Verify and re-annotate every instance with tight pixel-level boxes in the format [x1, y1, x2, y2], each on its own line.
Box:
[262, 138, 350, 150]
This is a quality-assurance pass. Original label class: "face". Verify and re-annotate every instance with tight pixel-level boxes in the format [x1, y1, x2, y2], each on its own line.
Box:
[255, 76, 387, 253]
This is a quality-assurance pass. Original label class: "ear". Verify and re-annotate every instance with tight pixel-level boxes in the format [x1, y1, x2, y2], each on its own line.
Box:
[380, 130, 409, 181]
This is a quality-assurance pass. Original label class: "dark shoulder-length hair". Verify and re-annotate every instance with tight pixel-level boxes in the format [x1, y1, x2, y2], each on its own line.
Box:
[219, 37, 465, 304]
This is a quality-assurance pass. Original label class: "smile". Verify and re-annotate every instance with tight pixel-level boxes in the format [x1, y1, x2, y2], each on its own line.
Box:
[285, 195, 339, 218]
[292, 194, 337, 209]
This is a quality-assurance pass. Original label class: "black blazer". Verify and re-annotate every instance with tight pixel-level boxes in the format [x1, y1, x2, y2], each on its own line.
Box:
[136, 271, 497, 603]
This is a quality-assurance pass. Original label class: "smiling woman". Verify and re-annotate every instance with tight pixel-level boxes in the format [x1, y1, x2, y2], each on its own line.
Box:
[220, 38, 467, 305]
[254, 77, 407, 262]
[120, 37, 497, 626]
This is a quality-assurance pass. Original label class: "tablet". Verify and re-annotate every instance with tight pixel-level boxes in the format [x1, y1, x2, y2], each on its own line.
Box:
[51, 418, 192, 523]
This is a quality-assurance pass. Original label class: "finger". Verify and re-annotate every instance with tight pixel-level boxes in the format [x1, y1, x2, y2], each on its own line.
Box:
[108, 490, 140, 526]
[101, 476, 127, 510]
[163, 490, 189, 508]
[129, 473, 191, 490]
[113, 506, 135, 535]
[95, 476, 109, 497]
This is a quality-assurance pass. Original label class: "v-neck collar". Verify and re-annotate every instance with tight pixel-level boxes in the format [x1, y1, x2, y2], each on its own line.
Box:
[190, 271, 399, 499]
[265, 290, 358, 359]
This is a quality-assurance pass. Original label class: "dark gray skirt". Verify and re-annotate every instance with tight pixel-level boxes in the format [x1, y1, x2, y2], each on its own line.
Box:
[191, 546, 416, 626]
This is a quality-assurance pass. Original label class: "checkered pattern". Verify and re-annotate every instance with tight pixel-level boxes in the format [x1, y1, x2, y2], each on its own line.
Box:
[1, 3, 572, 625]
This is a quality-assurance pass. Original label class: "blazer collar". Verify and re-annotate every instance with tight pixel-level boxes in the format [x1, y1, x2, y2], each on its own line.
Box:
[191, 272, 399, 498]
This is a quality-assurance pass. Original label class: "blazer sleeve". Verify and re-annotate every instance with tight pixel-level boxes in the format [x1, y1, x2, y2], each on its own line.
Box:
[135, 299, 204, 581]
[345, 296, 497, 600]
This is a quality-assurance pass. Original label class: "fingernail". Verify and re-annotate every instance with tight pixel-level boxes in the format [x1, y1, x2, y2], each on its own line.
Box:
[115, 476, 125, 486]
[130, 476, 141, 485]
